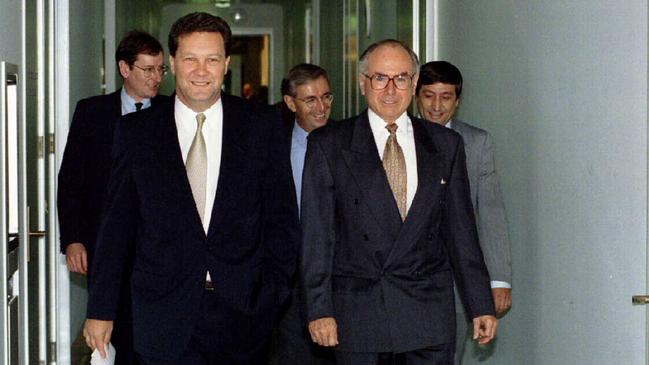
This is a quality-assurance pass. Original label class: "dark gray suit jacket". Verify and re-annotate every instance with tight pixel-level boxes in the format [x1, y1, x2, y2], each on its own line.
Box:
[300, 111, 494, 353]
[451, 119, 511, 290]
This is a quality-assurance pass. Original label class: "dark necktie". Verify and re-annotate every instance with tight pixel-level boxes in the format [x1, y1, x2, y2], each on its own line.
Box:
[383, 123, 407, 221]
[135, 102, 143, 112]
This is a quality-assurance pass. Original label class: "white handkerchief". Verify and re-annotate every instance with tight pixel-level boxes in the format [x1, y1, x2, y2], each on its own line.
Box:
[90, 343, 116, 365]
[440, 178, 446, 185]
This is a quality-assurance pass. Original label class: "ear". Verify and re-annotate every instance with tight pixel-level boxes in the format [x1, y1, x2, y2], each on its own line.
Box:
[118, 60, 130, 79]
[410, 73, 419, 96]
[358, 74, 366, 96]
[224, 56, 231, 75]
[283, 95, 297, 113]
[169, 55, 176, 75]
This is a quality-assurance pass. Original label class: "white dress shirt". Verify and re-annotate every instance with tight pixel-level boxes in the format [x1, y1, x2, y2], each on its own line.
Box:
[367, 109, 418, 212]
[174, 96, 223, 234]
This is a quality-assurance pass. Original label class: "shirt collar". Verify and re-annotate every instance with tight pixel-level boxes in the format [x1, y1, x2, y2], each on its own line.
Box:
[174, 96, 223, 130]
[367, 108, 411, 135]
[120, 87, 151, 115]
[292, 120, 309, 145]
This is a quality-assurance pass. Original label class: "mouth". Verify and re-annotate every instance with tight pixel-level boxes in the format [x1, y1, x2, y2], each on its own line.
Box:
[191, 81, 210, 87]
[427, 111, 445, 119]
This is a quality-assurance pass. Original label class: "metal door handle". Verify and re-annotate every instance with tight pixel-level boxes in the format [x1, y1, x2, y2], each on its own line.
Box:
[29, 230, 46, 237]
[632, 295, 649, 304]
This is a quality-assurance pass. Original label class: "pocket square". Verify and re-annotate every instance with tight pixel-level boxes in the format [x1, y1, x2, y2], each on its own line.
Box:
[440, 179, 446, 185]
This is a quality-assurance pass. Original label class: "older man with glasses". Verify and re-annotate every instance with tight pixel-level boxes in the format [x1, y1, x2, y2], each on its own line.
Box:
[300, 39, 497, 364]
[58, 30, 169, 365]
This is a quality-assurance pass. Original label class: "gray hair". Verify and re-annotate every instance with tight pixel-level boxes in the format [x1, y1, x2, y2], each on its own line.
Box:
[358, 39, 420, 75]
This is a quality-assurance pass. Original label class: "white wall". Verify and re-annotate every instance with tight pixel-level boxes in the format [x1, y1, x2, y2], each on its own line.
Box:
[437, 1, 648, 364]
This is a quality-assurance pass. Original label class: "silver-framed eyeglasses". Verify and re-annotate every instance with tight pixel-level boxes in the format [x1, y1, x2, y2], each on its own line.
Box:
[132, 64, 168, 78]
[362, 72, 414, 90]
[293, 93, 334, 109]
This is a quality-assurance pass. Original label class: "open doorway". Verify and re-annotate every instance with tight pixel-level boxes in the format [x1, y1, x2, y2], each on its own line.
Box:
[226, 34, 271, 105]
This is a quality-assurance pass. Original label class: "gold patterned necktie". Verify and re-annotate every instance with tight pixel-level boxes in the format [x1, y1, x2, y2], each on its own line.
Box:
[186, 113, 207, 223]
[383, 123, 407, 221]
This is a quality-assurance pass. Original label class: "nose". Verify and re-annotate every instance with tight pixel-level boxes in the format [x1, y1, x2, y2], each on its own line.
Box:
[151, 69, 163, 83]
[432, 96, 442, 110]
[196, 59, 208, 75]
[385, 79, 397, 94]
[314, 98, 328, 112]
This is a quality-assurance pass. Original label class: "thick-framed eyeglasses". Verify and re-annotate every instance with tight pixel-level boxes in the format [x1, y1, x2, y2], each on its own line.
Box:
[293, 93, 334, 109]
[362, 73, 414, 90]
[132, 64, 168, 78]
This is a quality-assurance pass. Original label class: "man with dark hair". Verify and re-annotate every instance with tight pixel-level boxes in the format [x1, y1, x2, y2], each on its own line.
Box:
[277, 63, 335, 365]
[300, 39, 497, 364]
[58, 29, 167, 365]
[82, 12, 298, 365]
[416, 61, 512, 365]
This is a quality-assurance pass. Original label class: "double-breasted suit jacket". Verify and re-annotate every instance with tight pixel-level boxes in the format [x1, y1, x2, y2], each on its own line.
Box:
[300, 111, 494, 353]
[86, 94, 299, 359]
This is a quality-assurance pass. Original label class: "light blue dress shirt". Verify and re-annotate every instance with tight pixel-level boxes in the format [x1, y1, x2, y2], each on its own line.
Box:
[290, 121, 309, 215]
[120, 88, 151, 116]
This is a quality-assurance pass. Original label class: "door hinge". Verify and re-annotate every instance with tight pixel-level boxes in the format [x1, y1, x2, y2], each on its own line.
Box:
[48, 133, 55, 154]
[37, 136, 45, 158]
[48, 341, 56, 364]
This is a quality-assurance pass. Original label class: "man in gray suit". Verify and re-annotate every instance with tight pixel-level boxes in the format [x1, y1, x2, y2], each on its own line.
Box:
[416, 61, 512, 364]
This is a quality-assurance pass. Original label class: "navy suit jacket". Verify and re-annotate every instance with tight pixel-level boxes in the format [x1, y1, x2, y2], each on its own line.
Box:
[57, 90, 168, 271]
[86, 94, 299, 359]
[300, 111, 494, 352]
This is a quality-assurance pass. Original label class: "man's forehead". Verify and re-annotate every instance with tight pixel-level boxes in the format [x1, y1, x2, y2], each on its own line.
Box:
[367, 45, 413, 70]
[136, 53, 163, 64]
[295, 77, 331, 95]
[421, 83, 457, 93]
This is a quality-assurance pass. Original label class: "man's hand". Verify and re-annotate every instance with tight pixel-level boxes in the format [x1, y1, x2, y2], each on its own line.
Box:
[492, 288, 512, 317]
[308, 317, 339, 347]
[83, 319, 113, 358]
[65, 243, 88, 275]
[472, 315, 498, 345]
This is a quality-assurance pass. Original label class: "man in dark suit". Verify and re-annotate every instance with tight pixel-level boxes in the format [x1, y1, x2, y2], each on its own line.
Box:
[300, 39, 498, 365]
[82, 12, 298, 365]
[415, 61, 512, 365]
[58, 30, 167, 365]
[277, 63, 335, 365]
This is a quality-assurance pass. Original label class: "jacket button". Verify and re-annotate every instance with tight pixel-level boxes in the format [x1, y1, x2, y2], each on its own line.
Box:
[354, 198, 359, 205]
[363, 234, 369, 241]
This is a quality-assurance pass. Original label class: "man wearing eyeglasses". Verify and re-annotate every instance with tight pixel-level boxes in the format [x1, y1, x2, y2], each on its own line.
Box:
[300, 39, 497, 364]
[58, 30, 168, 365]
[277, 63, 335, 365]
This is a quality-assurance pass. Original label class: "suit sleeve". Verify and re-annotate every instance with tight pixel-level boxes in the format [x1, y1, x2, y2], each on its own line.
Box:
[475, 132, 512, 284]
[261, 109, 300, 306]
[443, 136, 495, 319]
[86, 120, 138, 320]
[300, 135, 336, 322]
[57, 100, 89, 252]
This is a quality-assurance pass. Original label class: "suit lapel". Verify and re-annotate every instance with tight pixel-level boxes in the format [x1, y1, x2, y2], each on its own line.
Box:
[341, 112, 402, 240]
[385, 117, 445, 265]
[206, 94, 250, 239]
[149, 99, 207, 238]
